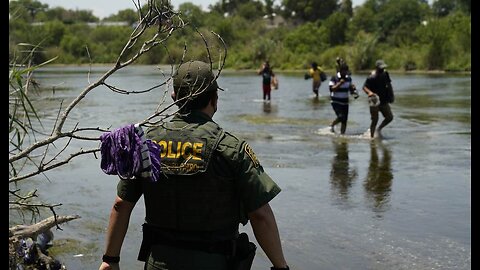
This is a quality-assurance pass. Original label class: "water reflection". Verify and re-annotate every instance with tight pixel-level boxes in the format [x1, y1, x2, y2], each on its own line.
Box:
[309, 95, 329, 110]
[364, 141, 394, 216]
[262, 101, 278, 114]
[330, 140, 358, 205]
[263, 101, 272, 113]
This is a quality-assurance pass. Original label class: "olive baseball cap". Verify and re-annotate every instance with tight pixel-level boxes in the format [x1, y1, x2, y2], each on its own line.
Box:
[173, 61, 222, 100]
[375, 59, 388, 69]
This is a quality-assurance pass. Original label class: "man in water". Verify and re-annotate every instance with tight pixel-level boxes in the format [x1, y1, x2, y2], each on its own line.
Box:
[362, 59, 394, 138]
[328, 63, 359, 134]
[257, 60, 276, 101]
[304, 62, 325, 98]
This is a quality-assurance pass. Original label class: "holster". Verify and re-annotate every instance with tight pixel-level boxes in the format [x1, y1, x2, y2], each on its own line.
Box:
[137, 224, 153, 262]
[229, 233, 257, 270]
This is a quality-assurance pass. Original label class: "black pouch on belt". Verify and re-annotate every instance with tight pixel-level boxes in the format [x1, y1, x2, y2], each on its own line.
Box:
[137, 224, 154, 262]
[230, 232, 257, 270]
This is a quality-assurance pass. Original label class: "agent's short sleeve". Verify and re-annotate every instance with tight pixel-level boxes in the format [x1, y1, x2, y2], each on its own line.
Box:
[116, 178, 143, 203]
[234, 141, 281, 213]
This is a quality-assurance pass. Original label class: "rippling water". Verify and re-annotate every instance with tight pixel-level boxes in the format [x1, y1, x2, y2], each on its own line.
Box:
[10, 66, 470, 269]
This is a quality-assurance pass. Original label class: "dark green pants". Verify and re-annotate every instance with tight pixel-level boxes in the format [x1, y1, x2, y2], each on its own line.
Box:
[145, 244, 229, 270]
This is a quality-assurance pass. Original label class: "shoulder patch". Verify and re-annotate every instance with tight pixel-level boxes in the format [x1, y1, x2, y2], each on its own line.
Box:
[244, 143, 260, 168]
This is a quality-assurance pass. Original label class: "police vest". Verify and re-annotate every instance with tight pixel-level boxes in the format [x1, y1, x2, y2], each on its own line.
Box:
[144, 118, 240, 233]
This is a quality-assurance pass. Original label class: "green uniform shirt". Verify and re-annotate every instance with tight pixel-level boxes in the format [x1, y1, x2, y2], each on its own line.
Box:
[117, 111, 281, 221]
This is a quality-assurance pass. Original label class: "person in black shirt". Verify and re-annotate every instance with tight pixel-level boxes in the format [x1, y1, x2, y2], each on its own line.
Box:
[362, 60, 394, 138]
[257, 61, 276, 101]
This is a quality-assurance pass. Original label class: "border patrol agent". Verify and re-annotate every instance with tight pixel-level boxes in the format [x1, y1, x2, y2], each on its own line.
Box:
[99, 61, 289, 270]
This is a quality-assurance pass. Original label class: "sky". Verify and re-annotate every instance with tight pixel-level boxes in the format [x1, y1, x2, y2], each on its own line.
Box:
[30, 0, 369, 19]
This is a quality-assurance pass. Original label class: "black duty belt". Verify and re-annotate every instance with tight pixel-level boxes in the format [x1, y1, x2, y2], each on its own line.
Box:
[138, 223, 237, 261]
[152, 236, 235, 255]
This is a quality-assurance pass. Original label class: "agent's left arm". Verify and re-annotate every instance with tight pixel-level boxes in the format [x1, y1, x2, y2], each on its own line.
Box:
[99, 196, 136, 270]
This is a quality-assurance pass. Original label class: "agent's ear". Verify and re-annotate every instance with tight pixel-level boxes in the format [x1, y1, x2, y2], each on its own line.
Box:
[171, 91, 176, 101]
[211, 91, 218, 105]
[211, 91, 218, 113]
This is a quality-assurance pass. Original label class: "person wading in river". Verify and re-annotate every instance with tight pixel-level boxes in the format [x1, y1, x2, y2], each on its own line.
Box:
[304, 62, 325, 98]
[362, 59, 394, 138]
[328, 63, 359, 135]
[257, 60, 277, 102]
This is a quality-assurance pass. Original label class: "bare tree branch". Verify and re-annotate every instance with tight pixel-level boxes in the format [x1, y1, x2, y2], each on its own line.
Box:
[10, 148, 100, 183]
[9, 215, 81, 240]
[9, 1, 228, 242]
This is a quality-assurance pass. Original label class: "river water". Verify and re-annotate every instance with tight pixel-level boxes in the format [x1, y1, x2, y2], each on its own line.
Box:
[10, 65, 471, 270]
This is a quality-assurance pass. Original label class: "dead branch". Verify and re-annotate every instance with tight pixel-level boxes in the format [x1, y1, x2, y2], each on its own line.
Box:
[9, 148, 100, 183]
[9, 3, 183, 166]
[9, 0, 227, 230]
[9, 215, 81, 241]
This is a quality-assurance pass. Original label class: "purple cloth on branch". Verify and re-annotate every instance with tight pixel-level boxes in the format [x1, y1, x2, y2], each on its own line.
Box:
[146, 140, 162, 182]
[100, 124, 161, 181]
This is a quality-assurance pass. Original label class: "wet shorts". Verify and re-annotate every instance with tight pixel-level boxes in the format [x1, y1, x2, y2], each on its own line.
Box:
[331, 102, 349, 123]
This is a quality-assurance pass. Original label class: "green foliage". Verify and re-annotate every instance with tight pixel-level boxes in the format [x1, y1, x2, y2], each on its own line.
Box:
[9, 0, 48, 22]
[413, 11, 470, 71]
[349, 31, 380, 70]
[432, 0, 471, 17]
[87, 26, 133, 63]
[446, 12, 471, 53]
[339, 0, 353, 17]
[8, 0, 470, 71]
[42, 20, 66, 46]
[381, 45, 424, 70]
[416, 17, 450, 70]
[317, 46, 351, 70]
[103, 9, 138, 25]
[235, 2, 265, 20]
[36, 6, 99, 23]
[60, 34, 89, 62]
[212, 18, 236, 46]
[283, 22, 327, 54]
[9, 43, 58, 150]
[210, 0, 253, 15]
[456, 0, 471, 14]
[432, 0, 457, 17]
[178, 3, 206, 28]
[281, 0, 339, 22]
[377, 0, 429, 43]
[349, 5, 378, 36]
[322, 12, 349, 46]
[250, 37, 277, 63]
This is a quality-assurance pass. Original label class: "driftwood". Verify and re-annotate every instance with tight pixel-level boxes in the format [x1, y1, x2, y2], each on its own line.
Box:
[9, 215, 80, 270]
[9, 214, 81, 241]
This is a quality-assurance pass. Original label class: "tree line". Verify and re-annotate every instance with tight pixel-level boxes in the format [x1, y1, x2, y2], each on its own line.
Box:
[9, 0, 471, 71]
